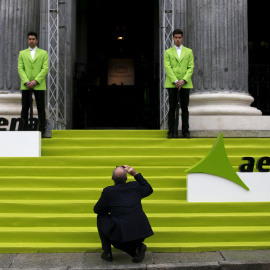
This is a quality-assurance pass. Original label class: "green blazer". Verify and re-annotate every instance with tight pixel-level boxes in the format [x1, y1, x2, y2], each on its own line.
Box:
[18, 47, 49, 90]
[164, 45, 194, 89]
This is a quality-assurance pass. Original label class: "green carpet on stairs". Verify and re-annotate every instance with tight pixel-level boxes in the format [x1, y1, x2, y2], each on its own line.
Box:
[0, 130, 270, 253]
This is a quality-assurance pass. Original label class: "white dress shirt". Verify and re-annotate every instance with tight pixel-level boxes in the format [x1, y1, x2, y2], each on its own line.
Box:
[175, 45, 182, 59]
[29, 47, 37, 60]
[174, 45, 183, 84]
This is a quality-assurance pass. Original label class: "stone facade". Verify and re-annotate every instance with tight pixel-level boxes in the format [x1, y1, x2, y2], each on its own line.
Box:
[0, 0, 40, 122]
[1, 0, 269, 134]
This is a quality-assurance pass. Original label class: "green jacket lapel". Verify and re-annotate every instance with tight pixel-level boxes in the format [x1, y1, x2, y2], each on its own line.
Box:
[26, 48, 33, 62]
[32, 47, 39, 63]
[179, 46, 187, 63]
[171, 46, 180, 62]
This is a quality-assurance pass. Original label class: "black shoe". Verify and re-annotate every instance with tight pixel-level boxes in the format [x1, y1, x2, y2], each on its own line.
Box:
[167, 133, 174, 139]
[132, 243, 146, 263]
[101, 252, 113, 262]
[182, 132, 191, 139]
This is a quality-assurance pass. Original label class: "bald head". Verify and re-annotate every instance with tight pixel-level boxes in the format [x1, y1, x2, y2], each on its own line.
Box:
[112, 166, 127, 184]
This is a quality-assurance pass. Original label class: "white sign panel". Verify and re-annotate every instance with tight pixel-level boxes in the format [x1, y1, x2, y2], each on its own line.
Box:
[187, 172, 270, 202]
[0, 131, 41, 157]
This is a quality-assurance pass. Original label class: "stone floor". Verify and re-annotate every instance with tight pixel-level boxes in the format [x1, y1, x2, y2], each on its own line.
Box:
[1, 250, 270, 270]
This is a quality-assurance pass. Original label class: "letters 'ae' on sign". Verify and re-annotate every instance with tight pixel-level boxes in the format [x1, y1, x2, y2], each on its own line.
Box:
[0, 117, 39, 131]
[239, 157, 270, 172]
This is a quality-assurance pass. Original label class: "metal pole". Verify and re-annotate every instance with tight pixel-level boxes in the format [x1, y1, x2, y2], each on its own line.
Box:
[56, 0, 59, 123]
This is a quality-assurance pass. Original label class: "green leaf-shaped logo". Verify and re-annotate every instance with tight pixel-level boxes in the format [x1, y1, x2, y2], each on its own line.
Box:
[185, 133, 249, 191]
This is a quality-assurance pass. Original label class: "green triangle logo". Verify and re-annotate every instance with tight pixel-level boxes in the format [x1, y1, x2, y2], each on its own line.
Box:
[186, 133, 249, 191]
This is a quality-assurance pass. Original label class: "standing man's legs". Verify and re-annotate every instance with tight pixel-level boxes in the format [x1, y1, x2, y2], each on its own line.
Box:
[21, 90, 31, 130]
[167, 88, 178, 137]
[179, 88, 190, 137]
[33, 90, 46, 134]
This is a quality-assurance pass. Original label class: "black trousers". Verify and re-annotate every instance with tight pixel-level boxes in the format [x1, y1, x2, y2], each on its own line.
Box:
[167, 88, 190, 134]
[97, 214, 144, 257]
[21, 90, 46, 132]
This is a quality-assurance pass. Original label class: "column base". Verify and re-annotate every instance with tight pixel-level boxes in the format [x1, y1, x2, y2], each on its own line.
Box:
[0, 92, 37, 123]
[189, 92, 262, 115]
[177, 92, 268, 137]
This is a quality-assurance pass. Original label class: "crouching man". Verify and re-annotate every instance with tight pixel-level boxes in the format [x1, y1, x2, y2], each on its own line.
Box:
[94, 165, 154, 263]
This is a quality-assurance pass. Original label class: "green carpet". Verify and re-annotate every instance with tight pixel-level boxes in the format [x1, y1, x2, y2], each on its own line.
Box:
[0, 130, 270, 253]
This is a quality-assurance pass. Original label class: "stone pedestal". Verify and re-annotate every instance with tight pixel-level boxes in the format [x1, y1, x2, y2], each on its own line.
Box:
[178, 115, 270, 137]
[189, 115, 270, 130]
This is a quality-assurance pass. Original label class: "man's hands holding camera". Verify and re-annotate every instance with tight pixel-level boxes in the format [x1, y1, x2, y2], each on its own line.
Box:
[123, 165, 138, 176]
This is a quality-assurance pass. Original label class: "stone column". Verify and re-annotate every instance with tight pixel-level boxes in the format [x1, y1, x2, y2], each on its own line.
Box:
[181, 0, 270, 136]
[0, 0, 40, 123]
[39, 0, 48, 52]
[174, 0, 186, 34]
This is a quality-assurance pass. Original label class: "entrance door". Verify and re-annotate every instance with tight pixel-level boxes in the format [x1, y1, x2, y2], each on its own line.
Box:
[73, 0, 160, 129]
[248, 0, 270, 115]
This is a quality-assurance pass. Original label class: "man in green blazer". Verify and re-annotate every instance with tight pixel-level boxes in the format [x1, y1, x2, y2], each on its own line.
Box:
[164, 29, 194, 138]
[18, 32, 49, 137]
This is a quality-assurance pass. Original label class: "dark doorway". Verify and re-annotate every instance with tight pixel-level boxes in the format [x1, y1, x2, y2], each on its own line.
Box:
[248, 0, 270, 114]
[74, 0, 160, 129]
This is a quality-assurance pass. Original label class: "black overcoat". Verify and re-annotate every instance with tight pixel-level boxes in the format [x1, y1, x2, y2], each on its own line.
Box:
[94, 173, 154, 242]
